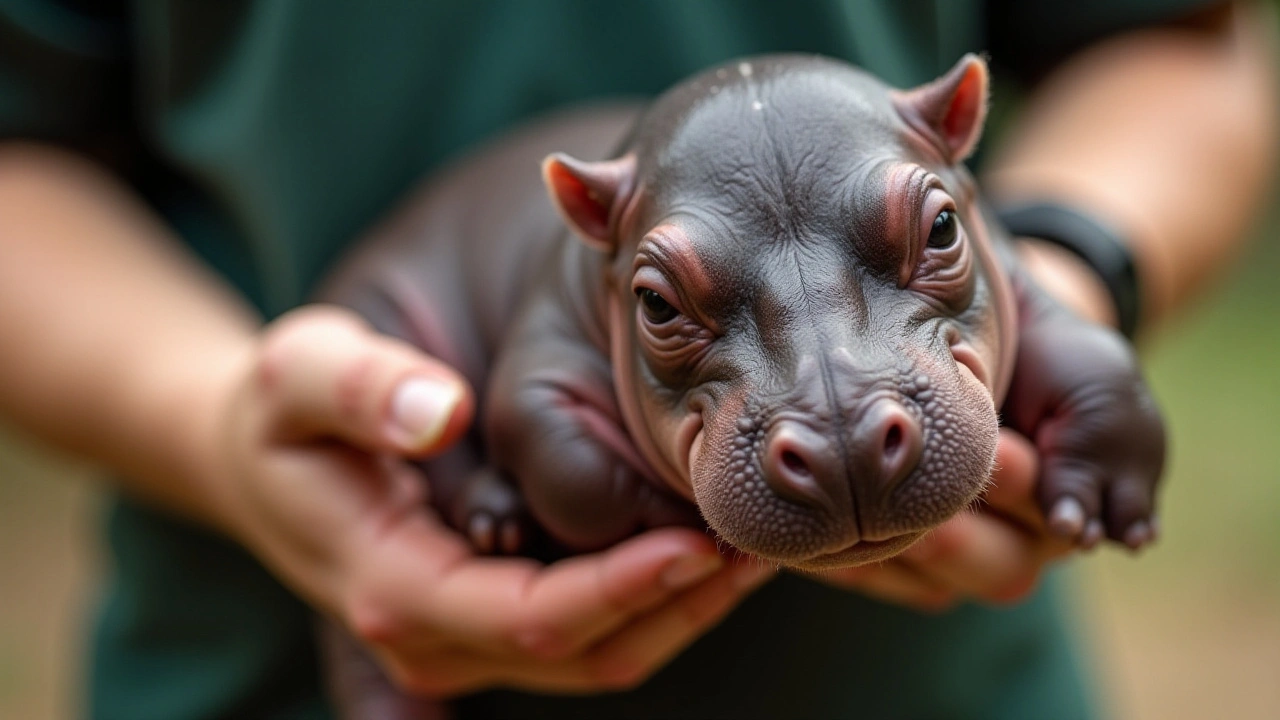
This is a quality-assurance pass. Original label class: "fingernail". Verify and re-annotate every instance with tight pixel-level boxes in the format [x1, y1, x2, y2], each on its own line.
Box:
[660, 555, 722, 590]
[1048, 497, 1086, 538]
[391, 377, 462, 449]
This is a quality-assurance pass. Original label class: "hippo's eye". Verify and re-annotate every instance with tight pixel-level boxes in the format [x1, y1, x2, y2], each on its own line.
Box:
[637, 288, 679, 324]
[927, 209, 958, 249]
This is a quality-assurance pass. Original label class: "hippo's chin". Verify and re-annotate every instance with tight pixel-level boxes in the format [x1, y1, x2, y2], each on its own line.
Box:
[786, 530, 927, 571]
[723, 529, 927, 572]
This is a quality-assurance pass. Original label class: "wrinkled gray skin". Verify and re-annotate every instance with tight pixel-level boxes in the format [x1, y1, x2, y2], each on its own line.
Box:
[316, 55, 1164, 719]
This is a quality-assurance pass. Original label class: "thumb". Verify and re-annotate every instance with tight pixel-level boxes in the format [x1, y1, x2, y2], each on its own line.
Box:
[257, 304, 474, 455]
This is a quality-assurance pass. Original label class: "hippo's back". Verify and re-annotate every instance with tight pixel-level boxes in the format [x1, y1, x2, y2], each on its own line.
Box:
[317, 102, 641, 391]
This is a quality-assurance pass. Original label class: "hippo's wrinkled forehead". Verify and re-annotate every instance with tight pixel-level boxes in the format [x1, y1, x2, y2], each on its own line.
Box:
[635, 151, 935, 298]
[635, 57, 908, 203]
[627, 59, 927, 260]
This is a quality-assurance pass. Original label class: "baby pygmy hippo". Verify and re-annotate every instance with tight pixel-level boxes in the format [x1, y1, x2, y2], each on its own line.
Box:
[318, 54, 1165, 715]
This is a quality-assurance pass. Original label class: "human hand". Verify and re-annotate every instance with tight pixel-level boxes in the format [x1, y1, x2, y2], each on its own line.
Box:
[815, 428, 1075, 610]
[814, 241, 1164, 610]
[206, 305, 772, 697]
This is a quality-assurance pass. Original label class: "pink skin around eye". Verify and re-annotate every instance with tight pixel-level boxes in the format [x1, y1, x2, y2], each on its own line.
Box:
[608, 292, 699, 501]
[615, 224, 720, 501]
[883, 165, 1012, 403]
[884, 163, 962, 288]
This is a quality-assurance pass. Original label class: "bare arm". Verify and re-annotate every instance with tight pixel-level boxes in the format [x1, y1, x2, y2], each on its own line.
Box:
[832, 1, 1278, 607]
[988, 0, 1278, 327]
[0, 143, 258, 531]
[0, 141, 767, 695]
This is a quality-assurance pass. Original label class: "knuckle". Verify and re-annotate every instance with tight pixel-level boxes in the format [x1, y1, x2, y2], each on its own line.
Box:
[254, 330, 296, 395]
[282, 304, 367, 335]
[346, 593, 407, 647]
[256, 307, 365, 392]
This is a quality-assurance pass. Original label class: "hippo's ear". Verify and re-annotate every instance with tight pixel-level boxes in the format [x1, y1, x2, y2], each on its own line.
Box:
[891, 53, 989, 164]
[542, 152, 637, 251]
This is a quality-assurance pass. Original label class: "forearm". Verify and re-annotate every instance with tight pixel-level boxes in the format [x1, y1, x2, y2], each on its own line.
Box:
[986, 1, 1278, 327]
[0, 142, 259, 532]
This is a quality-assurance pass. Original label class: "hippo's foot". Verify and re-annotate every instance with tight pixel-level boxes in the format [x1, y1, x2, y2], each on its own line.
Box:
[1005, 267, 1167, 553]
[452, 466, 531, 555]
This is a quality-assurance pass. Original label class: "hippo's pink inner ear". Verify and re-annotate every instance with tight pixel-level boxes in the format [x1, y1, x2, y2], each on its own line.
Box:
[892, 54, 989, 164]
[542, 153, 637, 251]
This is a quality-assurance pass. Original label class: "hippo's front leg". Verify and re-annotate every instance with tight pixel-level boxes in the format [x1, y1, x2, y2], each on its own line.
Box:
[481, 299, 701, 552]
[1001, 263, 1165, 549]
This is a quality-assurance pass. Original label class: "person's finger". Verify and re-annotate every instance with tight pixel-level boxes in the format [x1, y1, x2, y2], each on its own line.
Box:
[980, 428, 1044, 532]
[812, 562, 956, 612]
[373, 558, 773, 697]
[897, 512, 1046, 605]
[237, 442, 450, 615]
[357, 524, 754, 662]
[433, 529, 772, 660]
[561, 558, 773, 691]
[256, 304, 474, 455]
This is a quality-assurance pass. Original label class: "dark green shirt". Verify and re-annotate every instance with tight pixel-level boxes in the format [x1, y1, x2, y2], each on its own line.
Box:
[0, 1, 1212, 718]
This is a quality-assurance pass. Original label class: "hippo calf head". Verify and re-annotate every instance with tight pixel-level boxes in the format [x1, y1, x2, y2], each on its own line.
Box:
[543, 55, 1016, 569]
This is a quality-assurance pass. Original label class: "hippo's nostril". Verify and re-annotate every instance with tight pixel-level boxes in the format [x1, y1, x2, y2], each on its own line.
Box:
[883, 423, 903, 460]
[781, 449, 810, 477]
[862, 402, 923, 494]
[760, 422, 840, 513]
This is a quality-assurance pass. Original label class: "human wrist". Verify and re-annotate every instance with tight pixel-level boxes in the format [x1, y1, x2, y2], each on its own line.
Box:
[996, 199, 1143, 337]
[150, 323, 263, 539]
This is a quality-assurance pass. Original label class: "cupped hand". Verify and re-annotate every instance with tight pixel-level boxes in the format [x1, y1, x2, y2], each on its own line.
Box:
[210, 305, 773, 696]
[816, 428, 1077, 611]
[816, 242, 1165, 610]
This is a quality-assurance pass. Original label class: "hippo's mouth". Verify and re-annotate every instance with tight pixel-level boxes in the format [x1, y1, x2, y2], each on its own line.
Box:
[786, 530, 928, 571]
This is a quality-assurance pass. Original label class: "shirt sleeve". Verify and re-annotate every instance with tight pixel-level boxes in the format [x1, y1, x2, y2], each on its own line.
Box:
[985, 0, 1229, 85]
[0, 0, 132, 161]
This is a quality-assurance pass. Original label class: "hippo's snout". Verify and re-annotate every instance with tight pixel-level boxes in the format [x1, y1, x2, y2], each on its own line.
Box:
[761, 400, 923, 535]
[692, 361, 998, 569]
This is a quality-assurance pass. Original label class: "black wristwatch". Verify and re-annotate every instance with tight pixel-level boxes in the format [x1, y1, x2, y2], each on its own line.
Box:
[997, 202, 1142, 340]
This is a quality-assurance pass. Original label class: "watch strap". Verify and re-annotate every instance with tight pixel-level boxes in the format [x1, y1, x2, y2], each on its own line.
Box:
[997, 202, 1142, 339]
